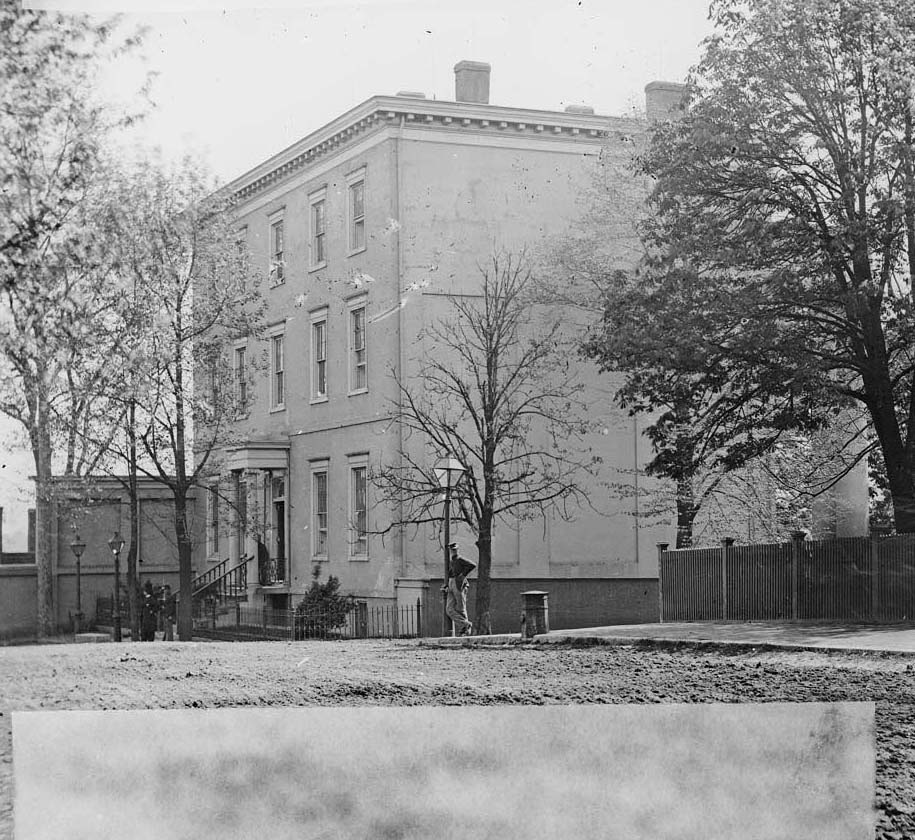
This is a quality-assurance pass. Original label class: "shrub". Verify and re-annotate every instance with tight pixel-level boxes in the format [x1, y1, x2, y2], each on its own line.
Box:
[294, 565, 356, 639]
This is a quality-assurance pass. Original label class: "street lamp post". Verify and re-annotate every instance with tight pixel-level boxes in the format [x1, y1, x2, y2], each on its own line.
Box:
[434, 457, 465, 636]
[69, 535, 86, 634]
[108, 533, 125, 642]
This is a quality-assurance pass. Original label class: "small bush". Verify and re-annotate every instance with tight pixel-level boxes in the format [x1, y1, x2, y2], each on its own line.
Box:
[294, 566, 356, 639]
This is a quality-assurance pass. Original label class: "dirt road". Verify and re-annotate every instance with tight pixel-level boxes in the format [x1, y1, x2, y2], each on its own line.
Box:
[1, 639, 913, 839]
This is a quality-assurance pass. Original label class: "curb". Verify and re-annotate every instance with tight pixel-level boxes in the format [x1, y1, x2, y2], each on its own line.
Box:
[536, 635, 915, 657]
[420, 633, 915, 658]
[419, 633, 522, 648]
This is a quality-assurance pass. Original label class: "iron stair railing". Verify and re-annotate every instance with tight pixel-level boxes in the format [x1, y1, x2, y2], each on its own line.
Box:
[174, 555, 251, 609]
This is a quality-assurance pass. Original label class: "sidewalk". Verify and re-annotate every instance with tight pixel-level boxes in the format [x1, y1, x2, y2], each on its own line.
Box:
[426, 621, 915, 655]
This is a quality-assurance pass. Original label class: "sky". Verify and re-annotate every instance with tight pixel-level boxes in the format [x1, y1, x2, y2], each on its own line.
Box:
[0, 0, 715, 550]
[46, 0, 715, 184]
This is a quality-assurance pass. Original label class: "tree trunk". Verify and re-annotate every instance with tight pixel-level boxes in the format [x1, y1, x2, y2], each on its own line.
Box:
[126, 495, 139, 640]
[34, 384, 55, 637]
[171, 307, 194, 640]
[473, 513, 493, 635]
[126, 401, 139, 641]
[886, 460, 915, 534]
[174, 488, 194, 640]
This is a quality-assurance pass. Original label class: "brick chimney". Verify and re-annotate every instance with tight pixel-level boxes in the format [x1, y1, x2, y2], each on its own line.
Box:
[644, 81, 688, 121]
[454, 61, 491, 104]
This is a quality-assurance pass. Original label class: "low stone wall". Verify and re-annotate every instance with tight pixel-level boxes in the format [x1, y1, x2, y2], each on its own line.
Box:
[0, 565, 186, 639]
[0, 564, 37, 640]
[423, 577, 659, 636]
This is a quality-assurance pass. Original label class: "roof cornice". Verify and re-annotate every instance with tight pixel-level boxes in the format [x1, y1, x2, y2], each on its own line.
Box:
[226, 96, 645, 203]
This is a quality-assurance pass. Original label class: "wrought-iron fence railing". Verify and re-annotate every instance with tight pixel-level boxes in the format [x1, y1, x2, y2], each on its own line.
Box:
[192, 600, 423, 641]
[95, 593, 130, 626]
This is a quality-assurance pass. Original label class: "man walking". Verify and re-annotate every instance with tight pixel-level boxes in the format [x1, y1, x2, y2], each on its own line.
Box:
[445, 542, 475, 637]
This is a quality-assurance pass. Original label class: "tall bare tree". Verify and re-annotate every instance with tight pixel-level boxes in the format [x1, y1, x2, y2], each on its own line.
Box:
[109, 159, 264, 640]
[373, 252, 598, 634]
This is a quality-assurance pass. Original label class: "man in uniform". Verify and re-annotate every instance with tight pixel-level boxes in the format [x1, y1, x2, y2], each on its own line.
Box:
[444, 542, 475, 636]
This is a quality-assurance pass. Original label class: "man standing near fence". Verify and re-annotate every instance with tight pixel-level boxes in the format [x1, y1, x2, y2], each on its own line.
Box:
[444, 542, 475, 637]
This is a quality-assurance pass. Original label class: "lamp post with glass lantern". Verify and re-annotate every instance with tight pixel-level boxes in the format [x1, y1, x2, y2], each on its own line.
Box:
[69, 535, 86, 634]
[108, 533, 125, 642]
[434, 457, 465, 636]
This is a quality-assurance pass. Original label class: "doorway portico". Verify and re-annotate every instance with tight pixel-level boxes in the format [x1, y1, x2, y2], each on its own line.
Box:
[226, 441, 290, 596]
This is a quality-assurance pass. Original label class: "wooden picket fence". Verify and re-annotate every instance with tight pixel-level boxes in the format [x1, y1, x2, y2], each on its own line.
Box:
[659, 533, 915, 623]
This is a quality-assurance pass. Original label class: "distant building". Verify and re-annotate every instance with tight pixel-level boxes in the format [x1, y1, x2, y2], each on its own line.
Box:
[0, 476, 198, 638]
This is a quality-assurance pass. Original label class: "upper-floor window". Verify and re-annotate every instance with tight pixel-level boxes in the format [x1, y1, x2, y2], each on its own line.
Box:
[208, 359, 221, 405]
[234, 345, 247, 409]
[235, 226, 248, 280]
[270, 216, 285, 285]
[271, 333, 285, 409]
[309, 190, 327, 269]
[349, 304, 367, 393]
[347, 169, 366, 254]
[312, 312, 328, 401]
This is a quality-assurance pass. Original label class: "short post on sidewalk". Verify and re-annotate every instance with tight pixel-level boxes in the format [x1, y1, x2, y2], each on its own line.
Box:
[721, 537, 734, 621]
[521, 590, 549, 639]
[656, 543, 669, 623]
[790, 530, 806, 621]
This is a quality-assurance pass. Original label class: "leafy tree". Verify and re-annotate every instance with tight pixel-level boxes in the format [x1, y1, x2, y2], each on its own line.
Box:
[587, 0, 915, 532]
[545, 152, 842, 547]
[0, 3, 143, 635]
[581, 265, 845, 545]
[373, 252, 599, 634]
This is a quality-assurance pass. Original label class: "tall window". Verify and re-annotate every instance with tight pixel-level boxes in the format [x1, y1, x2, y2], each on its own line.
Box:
[348, 176, 365, 252]
[235, 226, 248, 281]
[234, 345, 247, 407]
[271, 474, 286, 565]
[313, 470, 328, 556]
[208, 483, 220, 555]
[311, 198, 326, 266]
[312, 317, 327, 399]
[350, 464, 367, 556]
[208, 361, 220, 405]
[350, 306, 367, 392]
[271, 334, 285, 408]
[270, 217, 284, 284]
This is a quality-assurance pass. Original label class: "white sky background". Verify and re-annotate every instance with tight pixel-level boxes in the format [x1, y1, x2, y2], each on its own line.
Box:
[0, 0, 715, 549]
[38, 0, 716, 184]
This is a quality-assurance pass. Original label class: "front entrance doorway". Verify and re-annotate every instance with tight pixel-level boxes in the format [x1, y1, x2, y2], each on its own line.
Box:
[271, 475, 286, 583]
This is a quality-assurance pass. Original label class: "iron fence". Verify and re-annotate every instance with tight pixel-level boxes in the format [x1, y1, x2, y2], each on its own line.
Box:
[192, 600, 423, 641]
[95, 593, 130, 626]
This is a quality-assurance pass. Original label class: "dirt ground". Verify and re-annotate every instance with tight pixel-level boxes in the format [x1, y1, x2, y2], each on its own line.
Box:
[1, 638, 914, 839]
